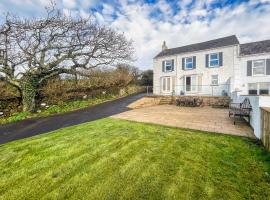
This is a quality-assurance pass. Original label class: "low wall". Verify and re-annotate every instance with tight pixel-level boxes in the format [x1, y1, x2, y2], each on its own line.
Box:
[0, 97, 21, 116]
[261, 107, 270, 151]
[231, 94, 270, 138]
[130, 95, 230, 109]
[173, 96, 230, 107]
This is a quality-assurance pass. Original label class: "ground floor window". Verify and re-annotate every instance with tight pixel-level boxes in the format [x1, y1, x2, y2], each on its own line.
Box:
[248, 82, 270, 95]
[211, 75, 218, 85]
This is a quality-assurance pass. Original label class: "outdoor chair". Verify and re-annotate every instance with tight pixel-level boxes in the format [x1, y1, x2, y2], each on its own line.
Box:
[229, 98, 252, 125]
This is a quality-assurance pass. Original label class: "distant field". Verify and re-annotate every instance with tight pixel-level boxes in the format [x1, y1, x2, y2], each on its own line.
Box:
[0, 118, 269, 199]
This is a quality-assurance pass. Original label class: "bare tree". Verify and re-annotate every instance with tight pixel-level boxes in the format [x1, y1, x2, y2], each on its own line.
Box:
[0, 5, 134, 112]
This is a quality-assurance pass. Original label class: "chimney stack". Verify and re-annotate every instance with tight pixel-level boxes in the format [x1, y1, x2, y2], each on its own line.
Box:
[162, 41, 168, 51]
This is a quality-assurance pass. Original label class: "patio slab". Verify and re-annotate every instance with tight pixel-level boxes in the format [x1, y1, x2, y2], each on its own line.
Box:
[112, 105, 255, 138]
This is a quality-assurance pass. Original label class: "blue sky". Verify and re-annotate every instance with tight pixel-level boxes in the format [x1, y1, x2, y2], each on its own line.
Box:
[0, 0, 270, 69]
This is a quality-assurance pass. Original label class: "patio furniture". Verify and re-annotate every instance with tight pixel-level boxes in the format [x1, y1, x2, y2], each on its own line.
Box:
[229, 98, 252, 125]
[194, 98, 203, 107]
[176, 97, 202, 107]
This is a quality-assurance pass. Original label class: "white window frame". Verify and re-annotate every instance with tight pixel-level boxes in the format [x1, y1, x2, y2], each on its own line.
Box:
[164, 60, 173, 72]
[248, 82, 270, 95]
[209, 53, 219, 67]
[252, 59, 266, 76]
[185, 75, 197, 93]
[185, 57, 193, 70]
[161, 76, 172, 94]
[211, 75, 218, 85]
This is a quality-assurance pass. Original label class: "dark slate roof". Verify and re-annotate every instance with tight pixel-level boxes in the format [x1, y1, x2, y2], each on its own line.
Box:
[154, 35, 239, 58]
[240, 40, 270, 56]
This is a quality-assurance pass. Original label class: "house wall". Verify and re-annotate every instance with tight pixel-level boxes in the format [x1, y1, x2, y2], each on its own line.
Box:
[153, 45, 238, 96]
[153, 55, 177, 95]
[234, 53, 270, 95]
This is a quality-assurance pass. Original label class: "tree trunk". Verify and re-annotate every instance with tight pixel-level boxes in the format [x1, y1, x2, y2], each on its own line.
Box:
[21, 79, 38, 112]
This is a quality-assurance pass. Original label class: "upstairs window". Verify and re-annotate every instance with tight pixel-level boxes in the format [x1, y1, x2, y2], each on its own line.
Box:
[185, 57, 193, 69]
[165, 60, 173, 71]
[209, 53, 219, 67]
[252, 60, 265, 76]
[162, 60, 174, 72]
[182, 56, 196, 70]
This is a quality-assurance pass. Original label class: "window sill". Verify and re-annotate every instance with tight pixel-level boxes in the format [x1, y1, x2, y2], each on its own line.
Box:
[163, 70, 174, 73]
[208, 65, 221, 68]
[251, 74, 267, 77]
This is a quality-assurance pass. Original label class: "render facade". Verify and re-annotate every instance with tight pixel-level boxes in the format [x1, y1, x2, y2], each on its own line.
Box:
[153, 35, 270, 96]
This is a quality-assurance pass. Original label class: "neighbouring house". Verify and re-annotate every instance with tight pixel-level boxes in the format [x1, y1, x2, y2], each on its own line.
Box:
[153, 35, 270, 96]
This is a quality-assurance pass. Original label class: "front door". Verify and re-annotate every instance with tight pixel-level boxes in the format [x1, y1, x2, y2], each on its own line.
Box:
[185, 75, 197, 93]
[186, 76, 191, 92]
[161, 77, 171, 94]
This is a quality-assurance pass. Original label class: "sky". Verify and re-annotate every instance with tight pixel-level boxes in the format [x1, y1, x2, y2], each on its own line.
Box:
[0, 0, 270, 70]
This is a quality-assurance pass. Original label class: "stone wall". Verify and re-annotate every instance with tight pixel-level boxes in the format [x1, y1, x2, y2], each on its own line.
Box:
[0, 97, 21, 116]
[173, 96, 231, 107]
[128, 95, 230, 109]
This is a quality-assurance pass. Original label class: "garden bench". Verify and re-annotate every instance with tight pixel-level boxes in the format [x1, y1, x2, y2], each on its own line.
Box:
[229, 98, 252, 125]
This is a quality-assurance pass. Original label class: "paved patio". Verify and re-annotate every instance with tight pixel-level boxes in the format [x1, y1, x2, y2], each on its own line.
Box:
[112, 105, 255, 138]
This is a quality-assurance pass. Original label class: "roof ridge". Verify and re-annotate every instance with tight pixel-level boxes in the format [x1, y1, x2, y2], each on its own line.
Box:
[166, 35, 238, 51]
[241, 39, 270, 45]
[154, 35, 239, 58]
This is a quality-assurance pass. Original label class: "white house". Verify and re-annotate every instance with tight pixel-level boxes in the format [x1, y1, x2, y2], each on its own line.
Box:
[153, 35, 270, 96]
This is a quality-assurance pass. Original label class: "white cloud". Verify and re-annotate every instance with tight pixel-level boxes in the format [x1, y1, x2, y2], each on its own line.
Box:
[62, 0, 77, 9]
[105, 1, 270, 69]
[80, 0, 98, 8]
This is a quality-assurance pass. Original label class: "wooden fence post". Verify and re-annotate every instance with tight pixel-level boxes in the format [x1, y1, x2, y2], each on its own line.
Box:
[261, 107, 270, 151]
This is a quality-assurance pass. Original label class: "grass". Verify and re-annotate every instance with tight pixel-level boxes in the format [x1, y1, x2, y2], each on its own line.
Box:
[0, 118, 270, 199]
[0, 94, 121, 125]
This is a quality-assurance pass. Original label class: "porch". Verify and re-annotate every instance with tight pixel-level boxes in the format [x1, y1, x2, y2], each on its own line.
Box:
[112, 105, 255, 138]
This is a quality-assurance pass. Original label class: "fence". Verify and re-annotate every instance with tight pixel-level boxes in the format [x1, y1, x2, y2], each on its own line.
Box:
[261, 107, 270, 151]
[147, 84, 230, 97]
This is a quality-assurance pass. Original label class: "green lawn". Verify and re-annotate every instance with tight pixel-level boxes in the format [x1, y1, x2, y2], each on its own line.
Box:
[0, 118, 270, 200]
